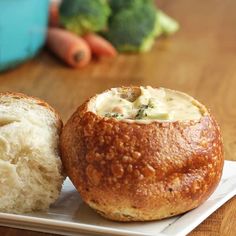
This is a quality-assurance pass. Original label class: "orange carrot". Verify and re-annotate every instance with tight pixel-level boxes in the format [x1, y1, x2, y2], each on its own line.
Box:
[83, 33, 117, 57]
[49, 3, 59, 27]
[46, 28, 91, 68]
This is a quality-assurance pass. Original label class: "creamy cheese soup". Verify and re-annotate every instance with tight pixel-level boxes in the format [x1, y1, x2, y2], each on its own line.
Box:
[91, 86, 203, 122]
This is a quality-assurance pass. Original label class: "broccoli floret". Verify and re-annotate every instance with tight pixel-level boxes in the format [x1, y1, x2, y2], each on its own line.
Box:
[109, 0, 151, 13]
[104, 0, 179, 53]
[104, 2, 159, 52]
[60, 0, 111, 35]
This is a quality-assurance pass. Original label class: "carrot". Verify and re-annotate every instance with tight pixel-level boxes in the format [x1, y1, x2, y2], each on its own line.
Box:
[83, 33, 117, 57]
[46, 28, 91, 68]
[49, 3, 59, 27]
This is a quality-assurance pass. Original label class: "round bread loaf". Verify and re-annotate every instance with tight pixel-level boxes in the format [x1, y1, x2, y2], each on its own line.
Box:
[0, 92, 64, 213]
[60, 86, 224, 221]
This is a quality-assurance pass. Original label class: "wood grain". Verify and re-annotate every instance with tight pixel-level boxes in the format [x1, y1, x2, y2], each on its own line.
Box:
[0, 0, 236, 235]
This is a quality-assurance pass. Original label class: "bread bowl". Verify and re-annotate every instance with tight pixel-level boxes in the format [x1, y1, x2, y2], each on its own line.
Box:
[60, 86, 224, 221]
[0, 92, 64, 213]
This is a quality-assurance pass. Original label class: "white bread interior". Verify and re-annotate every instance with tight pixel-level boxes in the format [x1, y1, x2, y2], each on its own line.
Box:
[0, 93, 64, 213]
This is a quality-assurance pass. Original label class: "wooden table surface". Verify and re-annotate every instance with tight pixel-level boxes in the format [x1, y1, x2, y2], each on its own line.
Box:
[0, 0, 236, 235]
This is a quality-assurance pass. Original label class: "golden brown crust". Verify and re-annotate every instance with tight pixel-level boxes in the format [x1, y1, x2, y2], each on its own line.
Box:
[60, 87, 224, 221]
[0, 92, 63, 131]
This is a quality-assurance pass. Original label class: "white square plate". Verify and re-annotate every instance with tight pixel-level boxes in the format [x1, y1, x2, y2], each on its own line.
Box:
[0, 160, 236, 236]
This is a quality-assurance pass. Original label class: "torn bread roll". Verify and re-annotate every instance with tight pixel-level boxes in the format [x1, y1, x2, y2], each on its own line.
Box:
[60, 86, 224, 221]
[0, 92, 64, 213]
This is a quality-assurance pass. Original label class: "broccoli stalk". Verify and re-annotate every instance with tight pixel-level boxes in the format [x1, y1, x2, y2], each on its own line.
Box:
[157, 10, 179, 36]
[60, 0, 111, 35]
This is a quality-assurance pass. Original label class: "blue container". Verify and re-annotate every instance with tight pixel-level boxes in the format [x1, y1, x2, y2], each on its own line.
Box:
[0, 0, 49, 71]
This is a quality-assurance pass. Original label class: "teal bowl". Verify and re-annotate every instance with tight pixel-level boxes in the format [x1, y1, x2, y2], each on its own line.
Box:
[0, 0, 49, 71]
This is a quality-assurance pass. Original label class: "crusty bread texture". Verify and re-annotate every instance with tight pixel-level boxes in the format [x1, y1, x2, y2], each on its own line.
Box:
[0, 92, 64, 213]
[60, 87, 224, 221]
